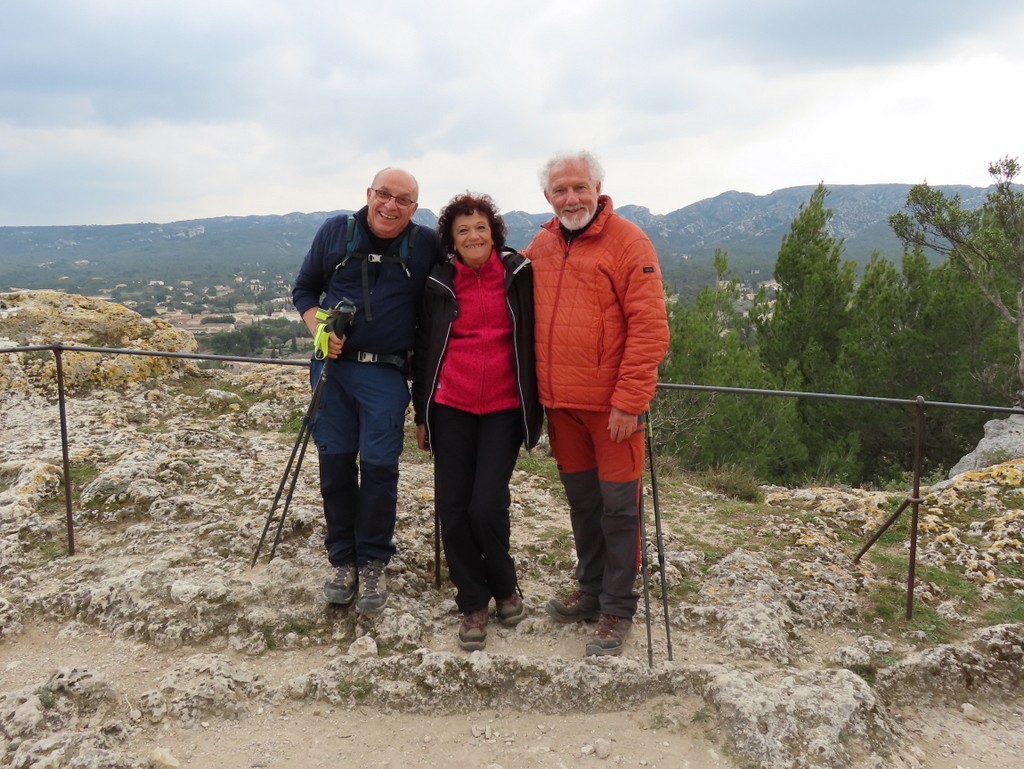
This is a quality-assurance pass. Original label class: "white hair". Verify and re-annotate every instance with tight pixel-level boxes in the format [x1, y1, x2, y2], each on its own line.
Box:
[538, 150, 605, 191]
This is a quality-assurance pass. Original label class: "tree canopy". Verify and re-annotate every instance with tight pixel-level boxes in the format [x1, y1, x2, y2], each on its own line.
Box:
[890, 157, 1024, 399]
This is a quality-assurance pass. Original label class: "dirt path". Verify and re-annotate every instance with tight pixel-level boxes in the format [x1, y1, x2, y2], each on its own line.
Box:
[2, 620, 733, 769]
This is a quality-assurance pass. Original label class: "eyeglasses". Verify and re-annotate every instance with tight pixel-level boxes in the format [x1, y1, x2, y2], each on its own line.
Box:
[371, 188, 416, 208]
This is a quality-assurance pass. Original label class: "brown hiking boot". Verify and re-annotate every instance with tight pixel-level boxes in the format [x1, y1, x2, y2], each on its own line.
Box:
[354, 559, 388, 615]
[545, 589, 600, 623]
[458, 607, 489, 651]
[585, 614, 633, 656]
[324, 564, 357, 606]
[496, 593, 526, 627]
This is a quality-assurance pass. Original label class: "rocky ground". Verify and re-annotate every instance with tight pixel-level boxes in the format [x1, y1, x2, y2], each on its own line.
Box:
[1, 291, 1023, 769]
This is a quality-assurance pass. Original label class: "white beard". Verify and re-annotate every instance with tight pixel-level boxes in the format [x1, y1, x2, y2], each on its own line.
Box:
[557, 206, 595, 230]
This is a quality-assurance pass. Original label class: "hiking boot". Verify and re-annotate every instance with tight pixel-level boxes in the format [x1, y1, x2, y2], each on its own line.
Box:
[354, 559, 388, 614]
[496, 593, 526, 627]
[323, 564, 357, 606]
[585, 614, 633, 657]
[458, 607, 489, 651]
[545, 589, 600, 623]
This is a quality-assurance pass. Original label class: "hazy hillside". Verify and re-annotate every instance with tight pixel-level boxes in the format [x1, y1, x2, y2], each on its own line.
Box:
[0, 184, 991, 300]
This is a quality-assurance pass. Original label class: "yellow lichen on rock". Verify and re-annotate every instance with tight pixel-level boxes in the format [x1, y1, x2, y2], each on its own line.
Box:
[1, 290, 199, 395]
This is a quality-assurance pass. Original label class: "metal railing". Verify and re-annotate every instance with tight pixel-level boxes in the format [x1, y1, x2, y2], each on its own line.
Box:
[1, 342, 308, 562]
[655, 382, 1024, 619]
[4, 342, 1024, 622]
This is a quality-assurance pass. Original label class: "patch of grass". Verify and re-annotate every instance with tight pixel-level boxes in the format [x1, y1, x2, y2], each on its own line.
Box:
[1002, 564, 1024, 580]
[707, 500, 768, 525]
[1001, 490, 1024, 510]
[524, 527, 576, 570]
[868, 504, 912, 548]
[282, 620, 312, 636]
[860, 578, 957, 644]
[866, 548, 986, 628]
[648, 710, 672, 730]
[878, 466, 948, 493]
[878, 652, 902, 668]
[916, 564, 979, 603]
[982, 597, 1024, 625]
[862, 582, 905, 623]
[688, 464, 764, 503]
[260, 626, 278, 650]
[700, 547, 726, 568]
[278, 410, 305, 435]
[517, 451, 562, 487]
[691, 708, 712, 724]
[69, 461, 100, 487]
[909, 609, 955, 644]
[659, 578, 701, 601]
[138, 424, 172, 435]
[25, 541, 67, 569]
[36, 496, 65, 515]
[336, 679, 373, 701]
[35, 460, 101, 517]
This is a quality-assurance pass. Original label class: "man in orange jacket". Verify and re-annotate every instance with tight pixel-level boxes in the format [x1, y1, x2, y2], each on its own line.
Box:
[525, 150, 669, 656]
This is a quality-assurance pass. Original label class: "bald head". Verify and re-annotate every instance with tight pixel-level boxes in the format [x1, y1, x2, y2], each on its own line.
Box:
[366, 167, 419, 238]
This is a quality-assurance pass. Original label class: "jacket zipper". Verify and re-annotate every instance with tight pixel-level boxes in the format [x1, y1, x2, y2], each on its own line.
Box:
[545, 240, 571, 401]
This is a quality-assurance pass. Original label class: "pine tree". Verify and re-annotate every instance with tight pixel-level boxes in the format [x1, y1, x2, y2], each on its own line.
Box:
[752, 184, 859, 480]
[658, 250, 806, 481]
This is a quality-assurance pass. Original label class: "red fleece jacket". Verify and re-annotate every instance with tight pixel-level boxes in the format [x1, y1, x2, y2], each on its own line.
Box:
[434, 251, 520, 415]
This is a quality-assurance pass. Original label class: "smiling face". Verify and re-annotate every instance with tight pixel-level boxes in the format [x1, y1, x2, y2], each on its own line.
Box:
[544, 158, 601, 231]
[451, 211, 494, 269]
[365, 168, 419, 239]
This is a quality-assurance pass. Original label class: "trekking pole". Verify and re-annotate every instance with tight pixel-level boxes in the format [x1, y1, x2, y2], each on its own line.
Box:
[645, 410, 673, 661]
[251, 298, 356, 567]
[637, 475, 654, 667]
[250, 358, 330, 567]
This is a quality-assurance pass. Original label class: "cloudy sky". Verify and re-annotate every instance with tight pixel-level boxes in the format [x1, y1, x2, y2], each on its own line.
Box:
[2, 0, 1022, 226]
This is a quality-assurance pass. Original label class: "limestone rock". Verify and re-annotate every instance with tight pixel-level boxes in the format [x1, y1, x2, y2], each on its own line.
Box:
[949, 415, 1024, 477]
[704, 667, 905, 769]
[0, 290, 198, 395]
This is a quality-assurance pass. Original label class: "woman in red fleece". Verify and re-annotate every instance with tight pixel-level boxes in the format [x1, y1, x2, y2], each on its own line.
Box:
[412, 193, 542, 651]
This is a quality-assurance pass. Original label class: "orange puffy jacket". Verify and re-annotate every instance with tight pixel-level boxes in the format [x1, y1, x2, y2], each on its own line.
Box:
[525, 196, 669, 415]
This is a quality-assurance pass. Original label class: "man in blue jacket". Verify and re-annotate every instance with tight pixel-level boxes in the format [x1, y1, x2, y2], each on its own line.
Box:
[292, 168, 445, 614]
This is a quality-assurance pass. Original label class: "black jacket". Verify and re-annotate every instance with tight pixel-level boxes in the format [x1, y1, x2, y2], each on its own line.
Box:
[412, 248, 542, 450]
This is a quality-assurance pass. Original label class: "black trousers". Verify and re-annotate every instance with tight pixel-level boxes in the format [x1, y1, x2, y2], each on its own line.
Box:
[432, 403, 523, 613]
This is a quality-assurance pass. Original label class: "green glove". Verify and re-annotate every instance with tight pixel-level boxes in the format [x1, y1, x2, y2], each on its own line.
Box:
[313, 322, 331, 360]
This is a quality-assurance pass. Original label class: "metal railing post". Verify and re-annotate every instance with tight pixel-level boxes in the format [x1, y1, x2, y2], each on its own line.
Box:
[53, 345, 76, 556]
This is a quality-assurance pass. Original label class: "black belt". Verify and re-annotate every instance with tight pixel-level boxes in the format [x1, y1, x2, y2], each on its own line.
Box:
[339, 349, 406, 368]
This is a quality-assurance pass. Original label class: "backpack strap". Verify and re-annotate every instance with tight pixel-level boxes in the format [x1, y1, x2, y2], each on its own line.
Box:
[334, 222, 417, 321]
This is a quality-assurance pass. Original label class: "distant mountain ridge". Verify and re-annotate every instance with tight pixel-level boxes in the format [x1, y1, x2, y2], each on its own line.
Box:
[0, 183, 991, 296]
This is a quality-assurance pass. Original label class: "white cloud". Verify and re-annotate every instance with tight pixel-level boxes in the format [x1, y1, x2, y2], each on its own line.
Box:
[1, 0, 1023, 224]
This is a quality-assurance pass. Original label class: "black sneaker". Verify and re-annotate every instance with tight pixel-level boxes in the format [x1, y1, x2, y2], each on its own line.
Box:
[545, 589, 600, 623]
[324, 564, 357, 606]
[355, 559, 388, 614]
[585, 614, 633, 657]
